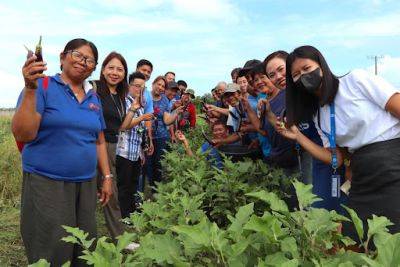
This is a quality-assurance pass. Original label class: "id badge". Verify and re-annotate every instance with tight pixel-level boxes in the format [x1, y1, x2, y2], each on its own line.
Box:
[117, 131, 126, 150]
[331, 174, 341, 198]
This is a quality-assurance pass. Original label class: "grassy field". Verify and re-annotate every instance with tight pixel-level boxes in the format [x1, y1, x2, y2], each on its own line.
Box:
[0, 116, 109, 266]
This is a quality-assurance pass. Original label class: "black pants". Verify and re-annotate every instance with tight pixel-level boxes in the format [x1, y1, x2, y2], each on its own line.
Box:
[21, 172, 97, 266]
[116, 155, 140, 219]
[145, 137, 170, 189]
[344, 138, 400, 241]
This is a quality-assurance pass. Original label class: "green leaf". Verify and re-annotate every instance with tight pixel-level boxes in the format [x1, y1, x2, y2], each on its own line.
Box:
[292, 180, 321, 210]
[116, 232, 137, 252]
[264, 252, 299, 267]
[61, 236, 80, 245]
[372, 232, 400, 266]
[61, 261, 71, 267]
[171, 217, 211, 246]
[246, 191, 289, 212]
[243, 213, 284, 240]
[281, 236, 299, 259]
[343, 205, 364, 243]
[367, 215, 393, 240]
[28, 259, 50, 267]
[228, 203, 254, 234]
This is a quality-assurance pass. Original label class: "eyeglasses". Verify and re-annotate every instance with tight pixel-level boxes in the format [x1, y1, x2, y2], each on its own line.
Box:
[65, 50, 97, 67]
[129, 84, 146, 90]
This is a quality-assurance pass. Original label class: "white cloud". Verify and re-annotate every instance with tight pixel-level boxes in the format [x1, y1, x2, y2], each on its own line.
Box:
[0, 70, 24, 108]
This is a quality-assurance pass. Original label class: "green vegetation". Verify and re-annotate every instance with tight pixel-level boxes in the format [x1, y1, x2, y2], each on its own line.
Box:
[2, 116, 400, 266]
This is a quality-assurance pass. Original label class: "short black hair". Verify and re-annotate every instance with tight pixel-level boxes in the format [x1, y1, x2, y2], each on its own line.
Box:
[165, 71, 175, 77]
[248, 63, 266, 79]
[231, 67, 241, 78]
[128, 71, 146, 84]
[136, 59, 153, 70]
[264, 50, 289, 69]
[177, 80, 187, 88]
[61, 38, 98, 70]
[211, 120, 228, 130]
[285, 45, 339, 126]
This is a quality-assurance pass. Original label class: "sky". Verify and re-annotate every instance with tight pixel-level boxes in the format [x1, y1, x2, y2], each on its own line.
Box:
[1, 0, 400, 107]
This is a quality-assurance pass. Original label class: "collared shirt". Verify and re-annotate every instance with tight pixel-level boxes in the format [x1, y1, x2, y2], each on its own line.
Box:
[143, 88, 154, 114]
[116, 96, 145, 162]
[17, 74, 106, 181]
[152, 95, 171, 139]
[315, 69, 400, 152]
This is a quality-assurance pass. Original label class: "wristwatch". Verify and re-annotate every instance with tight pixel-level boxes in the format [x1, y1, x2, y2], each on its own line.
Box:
[104, 174, 114, 179]
[129, 107, 137, 113]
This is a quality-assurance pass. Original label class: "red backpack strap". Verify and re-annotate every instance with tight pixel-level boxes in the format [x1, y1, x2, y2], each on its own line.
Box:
[43, 76, 49, 90]
[16, 76, 50, 153]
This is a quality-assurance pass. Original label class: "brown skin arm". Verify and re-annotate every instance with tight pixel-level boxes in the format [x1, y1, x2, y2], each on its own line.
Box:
[213, 133, 241, 147]
[96, 132, 113, 206]
[385, 93, 400, 119]
[12, 89, 42, 142]
[12, 56, 47, 142]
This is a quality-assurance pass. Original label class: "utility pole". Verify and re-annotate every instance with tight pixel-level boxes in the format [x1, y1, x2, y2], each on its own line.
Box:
[367, 55, 383, 75]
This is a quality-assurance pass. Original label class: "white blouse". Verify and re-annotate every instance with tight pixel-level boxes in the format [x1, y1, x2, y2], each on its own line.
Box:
[314, 69, 400, 153]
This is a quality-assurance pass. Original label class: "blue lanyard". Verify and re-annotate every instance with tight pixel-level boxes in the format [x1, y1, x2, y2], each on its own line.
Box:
[321, 103, 338, 172]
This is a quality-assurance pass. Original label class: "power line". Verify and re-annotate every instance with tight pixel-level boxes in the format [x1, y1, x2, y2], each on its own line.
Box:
[367, 55, 383, 75]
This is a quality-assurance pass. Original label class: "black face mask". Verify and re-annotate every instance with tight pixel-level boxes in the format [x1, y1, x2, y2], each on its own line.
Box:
[295, 67, 322, 94]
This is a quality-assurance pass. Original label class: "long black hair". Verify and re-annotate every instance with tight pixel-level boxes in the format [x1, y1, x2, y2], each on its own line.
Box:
[285, 45, 339, 126]
[97, 51, 128, 101]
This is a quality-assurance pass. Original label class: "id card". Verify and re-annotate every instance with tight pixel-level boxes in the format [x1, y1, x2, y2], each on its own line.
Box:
[117, 131, 126, 150]
[331, 174, 341, 198]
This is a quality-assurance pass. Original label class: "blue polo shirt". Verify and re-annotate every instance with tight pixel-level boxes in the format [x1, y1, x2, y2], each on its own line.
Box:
[17, 74, 106, 182]
[143, 88, 154, 114]
[201, 142, 223, 169]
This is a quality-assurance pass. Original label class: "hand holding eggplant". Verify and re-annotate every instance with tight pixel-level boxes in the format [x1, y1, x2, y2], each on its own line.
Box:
[22, 36, 46, 90]
[22, 53, 47, 90]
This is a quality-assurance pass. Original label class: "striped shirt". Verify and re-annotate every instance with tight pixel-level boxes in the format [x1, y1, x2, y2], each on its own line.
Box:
[116, 96, 145, 162]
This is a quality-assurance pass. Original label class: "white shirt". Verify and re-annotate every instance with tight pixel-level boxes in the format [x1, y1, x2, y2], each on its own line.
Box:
[314, 69, 400, 153]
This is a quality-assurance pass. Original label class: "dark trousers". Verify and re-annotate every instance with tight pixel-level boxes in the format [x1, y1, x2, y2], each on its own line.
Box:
[145, 137, 169, 189]
[98, 142, 125, 240]
[344, 138, 400, 241]
[116, 155, 140, 219]
[21, 172, 97, 266]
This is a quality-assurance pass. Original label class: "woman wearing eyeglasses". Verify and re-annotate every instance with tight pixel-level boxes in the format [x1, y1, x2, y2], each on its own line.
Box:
[12, 38, 112, 265]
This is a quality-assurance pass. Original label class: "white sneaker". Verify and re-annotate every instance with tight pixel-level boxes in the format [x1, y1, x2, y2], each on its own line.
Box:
[125, 242, 140, 251]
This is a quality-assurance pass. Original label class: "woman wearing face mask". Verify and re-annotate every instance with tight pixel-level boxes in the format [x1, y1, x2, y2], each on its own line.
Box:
[93, 52, 128, 241]
[262, 50, 346, 211]
[278, 45, 400, 238]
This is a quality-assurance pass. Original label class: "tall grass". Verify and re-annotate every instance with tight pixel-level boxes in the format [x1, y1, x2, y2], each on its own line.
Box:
[0, 116, 22, 208]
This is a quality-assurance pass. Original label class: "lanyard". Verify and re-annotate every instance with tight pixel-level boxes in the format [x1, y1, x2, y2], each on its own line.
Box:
[110, 93, 125, 123]
[319, 103, 341, 198]
[319, 103, 338, 172]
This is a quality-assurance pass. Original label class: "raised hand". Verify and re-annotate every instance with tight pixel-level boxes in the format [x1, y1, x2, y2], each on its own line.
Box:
[275, 117, 300, 141]
[141, 113, 154, 121]
[22, 54, 47, 90]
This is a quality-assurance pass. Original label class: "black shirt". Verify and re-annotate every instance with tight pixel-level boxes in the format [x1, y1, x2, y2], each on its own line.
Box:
[95, 81, 126, 143]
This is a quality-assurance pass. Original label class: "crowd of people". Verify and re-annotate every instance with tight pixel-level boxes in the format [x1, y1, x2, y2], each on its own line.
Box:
[12, 38, 400, 265]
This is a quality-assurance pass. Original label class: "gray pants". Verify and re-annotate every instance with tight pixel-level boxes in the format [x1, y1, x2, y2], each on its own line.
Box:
[99, 142, 125, 240]
[21, 172, 97, 266]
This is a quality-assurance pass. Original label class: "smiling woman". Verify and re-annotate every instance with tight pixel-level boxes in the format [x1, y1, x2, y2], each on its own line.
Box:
[11, 38, 113, 266]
